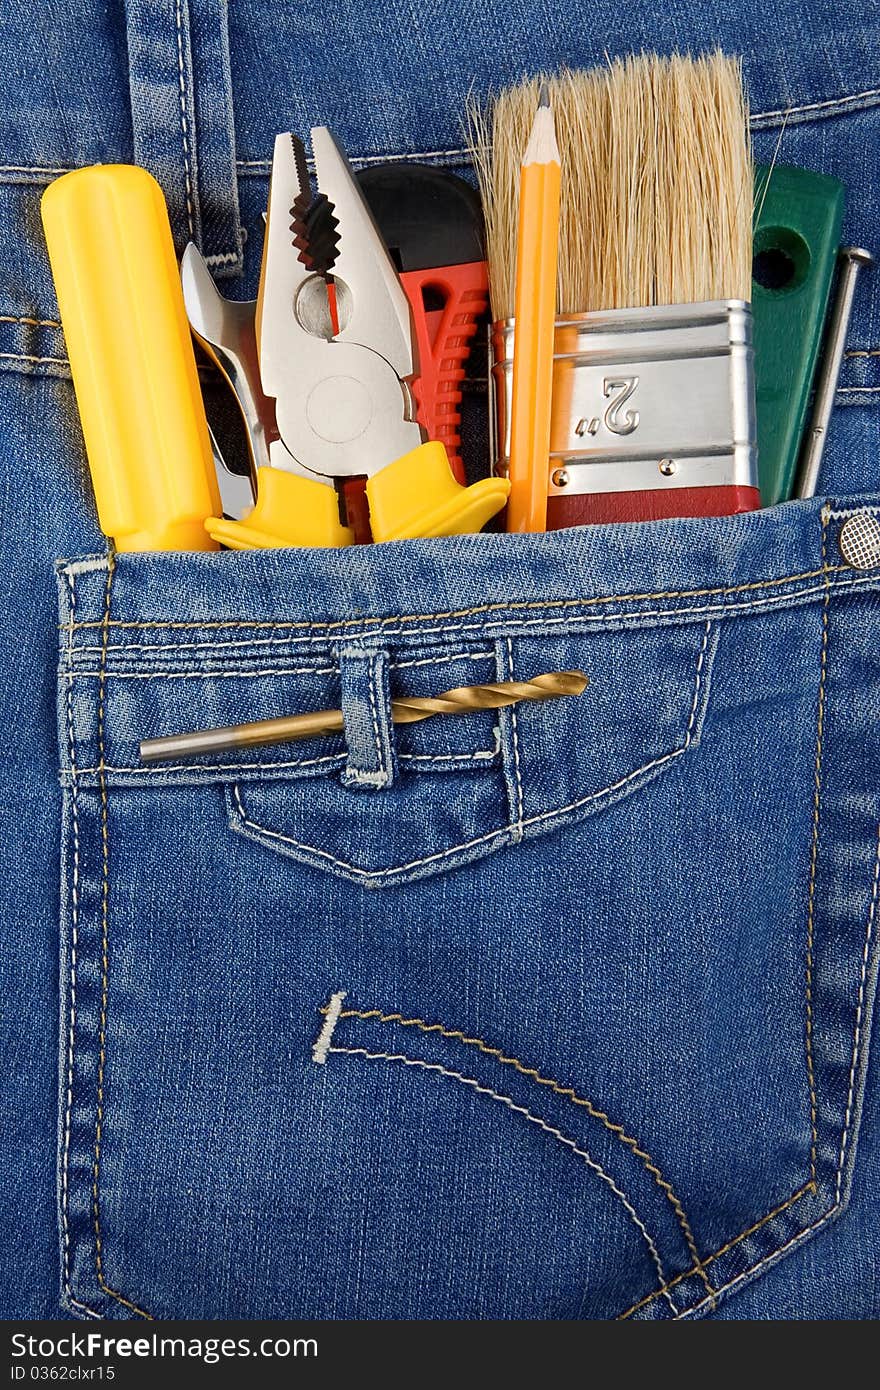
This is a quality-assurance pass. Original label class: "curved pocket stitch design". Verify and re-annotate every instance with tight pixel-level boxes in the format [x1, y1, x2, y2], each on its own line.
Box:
[317, 996, 716, 1308]
[320, 1043, 680, 1317]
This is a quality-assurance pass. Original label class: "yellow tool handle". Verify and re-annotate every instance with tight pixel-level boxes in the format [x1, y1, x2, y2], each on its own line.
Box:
[41, 165, 220, 551]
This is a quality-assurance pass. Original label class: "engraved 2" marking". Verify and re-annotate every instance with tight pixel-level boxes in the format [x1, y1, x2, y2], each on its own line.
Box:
[576, 376, 641, 438]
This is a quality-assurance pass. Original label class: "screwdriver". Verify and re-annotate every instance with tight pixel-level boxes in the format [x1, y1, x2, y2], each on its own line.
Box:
[42, 165, 221, 550]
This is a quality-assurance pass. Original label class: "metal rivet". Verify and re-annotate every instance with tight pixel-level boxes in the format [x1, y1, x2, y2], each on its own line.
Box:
[552, 468, 570, 488]
[658, 457, 677, 476]
[839, 512, 880, 570]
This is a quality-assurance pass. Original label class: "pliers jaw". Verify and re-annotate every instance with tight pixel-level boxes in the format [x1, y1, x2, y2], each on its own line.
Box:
[199, 127, 510, 551]
[256, 129, 422, 484]
[309, 126, 416, 380]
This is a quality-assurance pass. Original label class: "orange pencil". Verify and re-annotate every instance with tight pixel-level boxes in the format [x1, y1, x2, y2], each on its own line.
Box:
[506, 87, 561, 533]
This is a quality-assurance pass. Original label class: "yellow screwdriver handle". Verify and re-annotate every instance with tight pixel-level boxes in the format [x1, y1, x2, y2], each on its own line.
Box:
[41, 165, 221, 551]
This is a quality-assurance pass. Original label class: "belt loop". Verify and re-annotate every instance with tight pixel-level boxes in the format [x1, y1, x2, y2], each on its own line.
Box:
[338, 646, 398, 790]
[124, 0, 243, 275]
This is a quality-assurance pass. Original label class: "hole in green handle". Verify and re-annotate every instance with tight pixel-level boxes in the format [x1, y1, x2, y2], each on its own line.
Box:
[752, 226, 812, 294]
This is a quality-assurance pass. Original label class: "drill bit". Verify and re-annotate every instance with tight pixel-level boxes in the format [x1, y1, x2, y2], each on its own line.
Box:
[139, 670, 588, 764]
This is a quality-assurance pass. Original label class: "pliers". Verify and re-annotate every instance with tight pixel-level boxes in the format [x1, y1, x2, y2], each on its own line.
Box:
[194, 129, 507, 550]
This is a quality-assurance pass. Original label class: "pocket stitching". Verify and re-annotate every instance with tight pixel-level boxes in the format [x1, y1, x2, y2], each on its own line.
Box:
[803, 511, 832, 1185]
[57, 515, 876, 1317]
[320, 998, 716, 1308]
[835, 824, 880, 1206]
[504, 637, 524, 839]
[751, 84, 880, 126]
[626, 513, 837, 1315]
[617, 806, 878, 1312]
[62, 568, 880, 653]
[231, 732, 683, 881]
[228, 621, 715, 883]
[60, 558, 853, 635]
[676, 824, 880, 1318]
[94, 556, 153, 1319]
[621, 506, 838, 1317]
[60, 569, 101, 1321]
[67, 555, 154, 1321]
[321, 1042, 681, 1318]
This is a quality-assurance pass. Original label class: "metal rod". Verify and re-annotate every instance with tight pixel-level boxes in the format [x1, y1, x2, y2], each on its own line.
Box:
[139, 670, 589, 764]
[796, 245, 874, 499]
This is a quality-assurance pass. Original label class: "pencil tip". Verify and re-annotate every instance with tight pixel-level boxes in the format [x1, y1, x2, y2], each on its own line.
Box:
[523, 90, 560, 165]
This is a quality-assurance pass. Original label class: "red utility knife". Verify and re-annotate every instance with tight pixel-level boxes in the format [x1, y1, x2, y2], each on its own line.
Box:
[357, 164, 488, 484]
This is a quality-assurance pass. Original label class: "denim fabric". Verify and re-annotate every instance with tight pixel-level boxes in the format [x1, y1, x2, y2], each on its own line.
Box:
[1, 0, 880, 1321]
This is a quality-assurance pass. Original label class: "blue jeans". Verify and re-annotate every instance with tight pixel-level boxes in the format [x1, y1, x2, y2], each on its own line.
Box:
[1, 1, 879, 1320]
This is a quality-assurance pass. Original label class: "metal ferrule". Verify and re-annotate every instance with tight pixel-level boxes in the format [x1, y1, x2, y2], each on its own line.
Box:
[489, 300, 757, 496]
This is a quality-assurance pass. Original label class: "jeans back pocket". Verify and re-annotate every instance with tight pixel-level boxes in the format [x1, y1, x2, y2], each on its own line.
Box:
[56, 499, 880, 1319]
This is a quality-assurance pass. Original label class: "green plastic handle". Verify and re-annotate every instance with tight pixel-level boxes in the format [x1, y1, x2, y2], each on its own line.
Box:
[752, 163, 844, 505]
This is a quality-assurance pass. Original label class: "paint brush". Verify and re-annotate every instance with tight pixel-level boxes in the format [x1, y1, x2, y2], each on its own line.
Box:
[471, 54, 761, 525]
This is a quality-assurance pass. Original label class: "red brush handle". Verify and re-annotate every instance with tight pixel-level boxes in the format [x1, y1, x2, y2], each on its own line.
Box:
[401, 261, 488, 484]
[547, 485, 761, 528]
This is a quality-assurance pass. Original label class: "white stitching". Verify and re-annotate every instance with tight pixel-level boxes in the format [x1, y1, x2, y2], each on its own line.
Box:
[837, 386, 880, 394]
[835, 824, 880, 1205]
[684, 621, 712, 748]
[400, 745, 498, 764]
[326, 1045, 679, 1315]
[0, 351, 68, 366]
[70, 643, 496, 663]
[10, 86, 878, 191]
[0, 164, 69, 175]
[676, 820, 880, 1319]
[73, 574, 830, 639]
[65, 749, 497, 775]
[505, 637, 524, 838]
[391, 649, 493, 670]
[60, 571, 102, 1319]
[312, 992, 347, 1063]
[69, 665, 338, 680]
[53, 557, 854, 636]
[205, 251, 240, 266]
[367, 657, 386, 777]
[344, 769, 386, 786]
[61, 571, 880, 653]
[235, 145, 474, 174]
[827, 506, 880, 519]
[751, 85, 880, 123]
[676, 1205, 838, 1319]
[227, 629, 709, 879]
[174, 0, 195, 238]
[56, 557, 842, 633]
[235, 87, 880, 168]
[230, 774, 509, 876]
[231, 744, 687, 880]
[68, 751, 344, 778]
[60, 571, 78, 1302]
[60, 559, 109, 578]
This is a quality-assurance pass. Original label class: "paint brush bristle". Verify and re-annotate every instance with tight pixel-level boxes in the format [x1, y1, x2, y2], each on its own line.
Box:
[468, 52, 752, 319]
